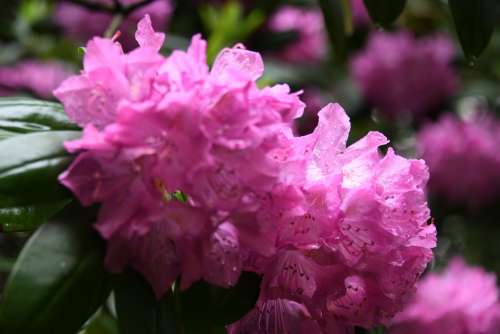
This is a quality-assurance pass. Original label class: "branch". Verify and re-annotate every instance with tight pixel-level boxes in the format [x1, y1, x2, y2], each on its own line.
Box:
[124, 0, 155, 15]
[63, 0, 115, 13]
[63, 0, 155, 15]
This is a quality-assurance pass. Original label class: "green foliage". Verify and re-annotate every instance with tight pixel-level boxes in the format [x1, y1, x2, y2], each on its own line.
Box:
[0, 200, 69, 232]
[449, 0, 497, 59]
[200, 1, 265, 63]
[0, 206, 111, 334]
[179, 272, 261, 332]
[363, 0, 407, 26]
[115, 271, 178, 334]
[0, 130, 79, 205]
[318, 0, 350, 63]
[0, 98, 79, 133]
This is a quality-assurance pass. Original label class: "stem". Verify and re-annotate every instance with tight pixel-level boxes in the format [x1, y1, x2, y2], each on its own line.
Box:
[104, 13, 124, 38]
[64, 0, 155, 15]
[64, 0, 115, 13]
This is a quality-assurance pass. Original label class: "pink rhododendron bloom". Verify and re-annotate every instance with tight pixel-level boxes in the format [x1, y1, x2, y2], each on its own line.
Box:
[56, 15, 304, 297]
[351, 0, 370, 27]
[0, 60, 73, 99]
[54, 0, 172, 50]
[228, 103, 436, 332]
[390, 258, 500, 334]
[55, 16, 436, 331]
[350, 31, 458, 119]
[417, 112, 500, 207]
[269, 6, 326, 63]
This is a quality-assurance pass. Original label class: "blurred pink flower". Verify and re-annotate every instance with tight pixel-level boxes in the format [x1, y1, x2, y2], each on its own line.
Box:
[56, 16, 436, 331]
[0, 60, 73, 99]
[390, 258, 500, 334]
[54, 0, 172, 50]
[351, 0, 370, 27]
[417, 112, 500, 207]
[269, 6, 326, 63]
[350, 31, 458, 119]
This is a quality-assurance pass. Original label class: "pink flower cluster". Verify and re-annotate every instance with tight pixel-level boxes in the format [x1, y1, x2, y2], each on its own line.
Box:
[55, 16, 436, 332]
[269, 6, 327, 63]
[0, 60, 73, 99]
[54, 0, 172, 50]
[390, 258, 500, 334]
[351, 0, 370, 27]
[350, 31, 458, 119]
[417, 112, 500, 207]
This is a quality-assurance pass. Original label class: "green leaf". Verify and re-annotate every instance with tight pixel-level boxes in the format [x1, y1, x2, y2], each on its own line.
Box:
[0, 200, 70, 233]
[363, 0, 407, 26]
[318, 0, 349, 63]
[449, 0, 496, 58]
[0, 130, 80, 204]
[210, 272, 261, 325]
[115, 271, 178, 334]
[179, 280, 214, 333]
[200, 1, 265, 63]
[179, 272, 261, 332]
[0, 97, 79, 133]
[82, 309, 119, 334]
[0, 206, 111, 334]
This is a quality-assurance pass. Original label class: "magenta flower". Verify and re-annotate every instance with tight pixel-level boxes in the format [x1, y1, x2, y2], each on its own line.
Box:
[0, 60, 73, 99]
[417, 112, 500, 207]
[351, 0, 370, 27]
[228, 103, 436, 332]
[390, 258, 500, 334]
[54, 0, 172, 50]
[350, 31, 458, 119]
[56, 15, 304, 297]
[269, 6, 327, 63]
[55, 17, 436, 331]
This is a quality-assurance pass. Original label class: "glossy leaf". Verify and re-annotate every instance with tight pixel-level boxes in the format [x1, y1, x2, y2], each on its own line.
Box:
[0, 97, 78, 132]
[363, 0, 406, 26]
[115, 270, 178, 334]
[0, 206, 111, 334]
[210, 272, 261, 325]
[0, 200, 70, 232]
[179, 272, 261, 332]
[82, 310, 119, 334]
[449, 0, 496, 58]
[0, 130, 80, 204]
[318, 0, 348, 63]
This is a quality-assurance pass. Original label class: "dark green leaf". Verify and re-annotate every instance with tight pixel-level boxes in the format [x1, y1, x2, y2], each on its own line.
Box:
[83, 309, 119, 334]
[115, 270, 178, 334]
[449, 0, 496, 58]
[0, 97, 79, 132]
[0, 200, 70, 232]
[179, 272, 261, 332]
[363, 0, 406, 25]
[0, 206, 111, 334]
[210, 272, 261, 325]
[253, 30, 299, 51]
[0, 131, 80, 204]
[318, 0, 348, 63]
[179, 280, 214, 333]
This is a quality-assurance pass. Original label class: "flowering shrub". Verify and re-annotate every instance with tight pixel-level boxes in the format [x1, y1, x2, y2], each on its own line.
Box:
[0, 1, 499, 334]
[54, 16, 435, 331]
[269, 6, 327, 63]
[0, 60, 73, 99]
[390, 258, 500, 334]
[54, 0, 172, 50]
[350, 31, 459, 120]
[417, 112, 500, 207]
